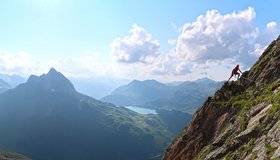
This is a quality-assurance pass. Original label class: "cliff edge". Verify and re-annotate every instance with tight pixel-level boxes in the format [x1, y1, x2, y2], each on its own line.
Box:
[163, 36, 280, 160]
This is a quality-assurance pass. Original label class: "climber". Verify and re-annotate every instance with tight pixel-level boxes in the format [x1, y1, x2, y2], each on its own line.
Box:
[228, 64, 243, 81]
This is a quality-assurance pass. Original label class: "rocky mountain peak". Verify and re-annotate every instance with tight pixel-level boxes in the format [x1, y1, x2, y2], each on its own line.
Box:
[162, 36, 280, 160]
[26, 68, 76, 94]
[47, 67, 60, 76]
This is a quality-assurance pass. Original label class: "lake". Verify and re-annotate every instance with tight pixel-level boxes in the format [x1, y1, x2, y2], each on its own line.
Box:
[125, 106, 157, 114]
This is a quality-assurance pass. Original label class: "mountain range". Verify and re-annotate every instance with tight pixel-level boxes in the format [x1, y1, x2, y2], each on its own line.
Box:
[163, 36, 280, 160]
[101, 78, 223, 113]
[101, 79, 175, 106]
[0, 74, 25, 88]
[70, 77, 130, 99]
[0, 68, 192, 160]
[0, 79, 11, 94]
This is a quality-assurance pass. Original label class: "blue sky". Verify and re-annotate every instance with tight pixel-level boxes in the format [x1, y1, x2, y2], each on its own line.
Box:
[0, 0, 279, 82]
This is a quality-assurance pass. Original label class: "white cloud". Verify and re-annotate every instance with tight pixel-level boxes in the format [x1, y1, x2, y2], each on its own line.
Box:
[0, 51, 106, 77]
[267, 21, 277, 31]
[0, 50, 128, 80]
[110, 24, 160, 63]
[148, 7, 279, 81]
[175, 7, 259, 66]
[175, 62, 192, 75]
[0, 8, 279, 83]
[158, 7, 279, 82]
[0, 51, 35, 76]
[0, 50, 69, 77]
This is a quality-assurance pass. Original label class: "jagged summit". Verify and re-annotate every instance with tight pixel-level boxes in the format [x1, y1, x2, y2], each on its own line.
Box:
[47, 67, 60, 76]
[26, 68, 76, 94]
[163, 36, 280, 160]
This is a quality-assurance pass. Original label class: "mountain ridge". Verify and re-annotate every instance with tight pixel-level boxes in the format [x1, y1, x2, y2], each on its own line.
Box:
[0, 68, 191, 160]
[162, 36, 280, 160]
[102, 78, 222, 113]
[25, 68, 76, 94]
[0, 74, 25, 88]
[102, 79, 175, 107]
[0, 79, 11, 93]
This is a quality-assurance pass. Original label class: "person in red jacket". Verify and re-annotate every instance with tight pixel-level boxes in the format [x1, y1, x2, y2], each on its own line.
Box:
[228, 64, 243, 81]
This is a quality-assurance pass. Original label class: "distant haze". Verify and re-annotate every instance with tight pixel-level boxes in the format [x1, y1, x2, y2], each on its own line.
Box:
[101, 78, 223, 114]
[70, 77, 130, 99]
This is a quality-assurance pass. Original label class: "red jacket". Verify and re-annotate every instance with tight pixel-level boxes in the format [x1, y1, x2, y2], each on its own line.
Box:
[232, 65, 239, 73]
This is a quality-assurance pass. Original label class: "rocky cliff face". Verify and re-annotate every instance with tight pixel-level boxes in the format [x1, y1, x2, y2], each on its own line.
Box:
[163, 36, 280, 160]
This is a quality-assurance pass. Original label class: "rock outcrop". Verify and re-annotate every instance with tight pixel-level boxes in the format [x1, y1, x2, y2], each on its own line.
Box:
[162, 36, 280, 160]
[0, 149, 31, 160]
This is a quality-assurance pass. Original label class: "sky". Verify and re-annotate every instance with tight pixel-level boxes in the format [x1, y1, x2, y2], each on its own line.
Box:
[0, 0, 279, 82]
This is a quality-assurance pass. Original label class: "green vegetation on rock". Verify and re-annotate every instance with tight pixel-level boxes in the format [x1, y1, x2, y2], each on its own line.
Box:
[0, 149, 31, 160]
[163, 36, 280, 160]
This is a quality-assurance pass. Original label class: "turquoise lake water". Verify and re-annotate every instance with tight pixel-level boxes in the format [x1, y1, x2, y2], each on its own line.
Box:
[125, 106, 157, 114]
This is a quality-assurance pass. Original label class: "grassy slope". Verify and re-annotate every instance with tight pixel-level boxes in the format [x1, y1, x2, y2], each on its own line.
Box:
[194, 78, 280, 159]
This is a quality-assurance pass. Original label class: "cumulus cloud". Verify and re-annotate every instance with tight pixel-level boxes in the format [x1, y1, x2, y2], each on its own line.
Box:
[175, 7, 259, 66]
[175, 62, 192, 75]
[110, 24, 160, 63]
[12, 7, 270, 82]
[1, 8, 279, 82]
[148, 7, 279, 81]
[165, 6, 279, 81]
